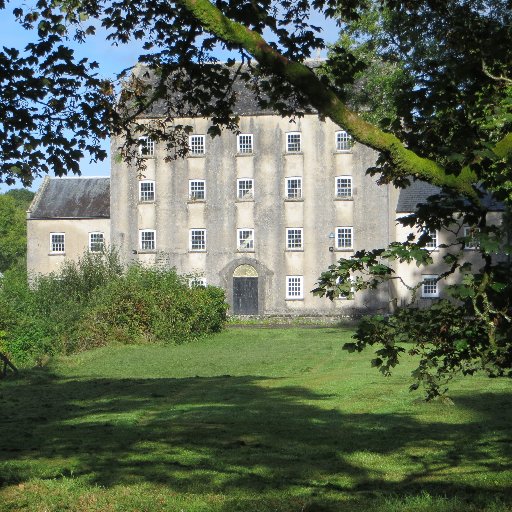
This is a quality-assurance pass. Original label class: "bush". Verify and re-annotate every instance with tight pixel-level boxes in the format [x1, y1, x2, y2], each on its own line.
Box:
[0, 251, 228, 365]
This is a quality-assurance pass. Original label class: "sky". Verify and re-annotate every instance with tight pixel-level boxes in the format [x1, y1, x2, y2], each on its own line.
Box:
[0, 5, 340, 193]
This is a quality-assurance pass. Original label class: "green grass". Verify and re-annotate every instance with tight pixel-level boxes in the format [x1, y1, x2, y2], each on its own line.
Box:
[0, 327, 511, 511]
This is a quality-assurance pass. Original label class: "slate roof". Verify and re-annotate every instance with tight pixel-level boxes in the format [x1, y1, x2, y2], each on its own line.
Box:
[29, 177, 110, 219]
[396, 180, 504, 213]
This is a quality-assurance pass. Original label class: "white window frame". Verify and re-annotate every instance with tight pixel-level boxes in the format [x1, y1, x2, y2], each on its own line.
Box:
[463, 226, 479, 250]
[237, 133, 253, 154]
[421, 275, 439, 298]
[89, 232, 105, 253]
[189, 229, 206, 251]
[335, 130, 353, 152]
[424, 229, 438, 250]
[286, 228, 303, 250]
[286, 275, 304, 300]
[189, 276, 206, 288]
[336, 227, 353, 250]
[139, 180, 155, 202]
[335, 176, 353, 198]
[237, 228, 255, 251]
[139, 229, 156, 251]
[189, 135, 205, 155]
[50, 233, 65, 254]
[138, 136, 155, 157]
[285, 177, 302, 199]
[337, 276, 356, 300]
[237, 178, 254, 200]
[189, 179, 206, 200]
[286, 132, 302, 153]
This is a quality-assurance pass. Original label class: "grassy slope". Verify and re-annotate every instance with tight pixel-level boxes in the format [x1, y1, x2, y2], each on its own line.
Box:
[0, 327, 511, 512]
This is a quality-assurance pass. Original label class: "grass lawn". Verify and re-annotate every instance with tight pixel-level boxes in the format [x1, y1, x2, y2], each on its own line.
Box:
[0, 327, 511, 512]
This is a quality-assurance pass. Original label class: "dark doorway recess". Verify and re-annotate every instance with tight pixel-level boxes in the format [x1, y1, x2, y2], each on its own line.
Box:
[233, 277, 258, 315]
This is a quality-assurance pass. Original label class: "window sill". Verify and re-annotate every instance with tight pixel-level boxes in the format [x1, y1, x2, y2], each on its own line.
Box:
[285, 298, 304, 301]
[235, 198, 254, 203]
[334, 197, 354, 201]
[138, 200, 156, 205]
[187, 199, 206, 204]
[237, 249, 255, 253]
[49, 252, 66, 256]
[138, 250, 156, 254]
[334, 150, 352, 154]
[334, 248, 354, 252]
[284, 198, 304, 202]
[188, 153, 206, 158]
[189, 250, 207, 253]
[421, 296, 440, 300]
[236, 152, 254, 157]
[284, 151, 303, 156]
[139, 155, 155, 159]
[285, 249, 304, 252]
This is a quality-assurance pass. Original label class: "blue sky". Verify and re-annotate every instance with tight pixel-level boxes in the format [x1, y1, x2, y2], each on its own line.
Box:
[0, 5, 339, 193]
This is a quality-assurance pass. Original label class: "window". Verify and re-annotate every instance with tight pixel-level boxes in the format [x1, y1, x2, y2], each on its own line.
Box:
[237, 134, 253, 154]
[336, 227, 353, 249]
[424, 229, 438, 250]
[285, 177, 302, 199]
[286, 132, 302, 153]
[422, 275, 439, 298]
[50, 233, 65, 253]
[140, 230, 156, 251]
[189, 135, 205, 155]
[189, 276, 206, 287]
[189, 180, 206, 200]
[335, 130, 353, 151]
[237, 229, 254, 251]
[190, 229, 206, 251]
[337, 276, 355, 300]
[335, 176, 352, 198]
[139, 136, 155, 156]
[464, 226, 480, 249]
[139, 180, 155, 202]
[89, 232, 104, 252]
[286, 228, 303, 250]
[237, 178, 254, 199]
[286, 275, 304, 299]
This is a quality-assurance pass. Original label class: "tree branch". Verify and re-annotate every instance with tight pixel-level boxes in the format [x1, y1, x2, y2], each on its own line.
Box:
[176, 0, 484, 197]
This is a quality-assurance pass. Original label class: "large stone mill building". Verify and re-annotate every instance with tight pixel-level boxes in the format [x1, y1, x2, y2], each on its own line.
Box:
[27, 73, 500, 317]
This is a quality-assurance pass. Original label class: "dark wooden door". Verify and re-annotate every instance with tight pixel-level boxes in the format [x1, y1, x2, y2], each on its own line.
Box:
[233, 277, 258, 315]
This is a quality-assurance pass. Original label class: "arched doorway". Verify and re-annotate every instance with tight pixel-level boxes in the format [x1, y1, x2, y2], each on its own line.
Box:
[233, 264, 259, 315]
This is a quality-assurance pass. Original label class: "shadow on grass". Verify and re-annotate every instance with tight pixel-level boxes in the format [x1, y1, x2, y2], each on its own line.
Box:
[0, 368, 511, 508]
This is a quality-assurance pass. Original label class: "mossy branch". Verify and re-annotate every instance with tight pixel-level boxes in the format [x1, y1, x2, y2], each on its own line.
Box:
[176, 0, 505, 198]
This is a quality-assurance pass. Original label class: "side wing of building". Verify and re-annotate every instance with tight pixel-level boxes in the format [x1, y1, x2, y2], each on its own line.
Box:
[27, 177, 110, 277]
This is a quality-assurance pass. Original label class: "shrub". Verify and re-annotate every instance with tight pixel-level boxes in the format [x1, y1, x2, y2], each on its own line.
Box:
[0, 251, 228, 364]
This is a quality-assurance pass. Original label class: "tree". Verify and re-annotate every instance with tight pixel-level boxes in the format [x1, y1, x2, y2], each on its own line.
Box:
[1, 0, 511, 397]
[0, 190, 34, 272]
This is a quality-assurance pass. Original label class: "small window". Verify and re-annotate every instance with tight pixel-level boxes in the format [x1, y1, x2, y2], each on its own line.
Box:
[335, 176, 352, 198]
[190, 229, 206, 251]
[424, 229, 438, 250]
[337, 276, 355, 300]
[237, 178, 254, 200]
[237, 229, 254, 251]
[139, 180, 155, 202]
[336, 227, 353, 250]
[286, 275, 304, 300]
[286, 132, 302, 153]
[421, 275, 439, 298]
[335, 130, 353, 151]
[139, 136, 155, 156]
[50, 233, 65, 253]
[189, 180, 206, 200]
[464, 226, 479, 249]
[189, 276, 206, 287]
[286, 228, 303, 250]
[89, 232, 105, 252]
[237, 134, 253, 154]
[285, 177, 302, 199]
[189, 135, 205, 155]
[140, 230, 156, 251]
